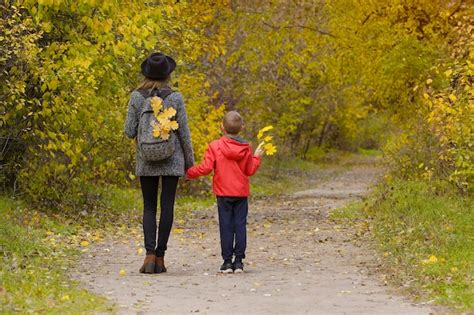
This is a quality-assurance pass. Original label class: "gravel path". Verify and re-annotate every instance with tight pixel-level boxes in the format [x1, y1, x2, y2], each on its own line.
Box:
[74, 164, 435, 314]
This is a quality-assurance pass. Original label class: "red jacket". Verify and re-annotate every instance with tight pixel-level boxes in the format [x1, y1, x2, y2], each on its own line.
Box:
[186, 136, 261, 197]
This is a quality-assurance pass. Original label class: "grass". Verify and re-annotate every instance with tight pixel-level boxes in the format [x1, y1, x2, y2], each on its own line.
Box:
[357, 148, 382, 156]
[333, 179, 474, 311]
[0, 197, 112, 314]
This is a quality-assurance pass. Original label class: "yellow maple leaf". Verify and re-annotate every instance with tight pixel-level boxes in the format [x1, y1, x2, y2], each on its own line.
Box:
[422, 255, 438, 264]
[157, 115, 168, 125]
[267, 147, 277, 156]
[263, 143, 277, 155]
[161, 131, 170, 140]
[152, 106, 179, 140]
[161, 120, 172, 132]
[119, 269, 126, 276]
[169, 120, 179, 130]
[173, 228, 184, 234]
[152, 126, 161, 138]
[167, 107, 177, 117]
[151, 96, 163, 114]
[161, 107, 176, 119]
[257, 125, 274, 139]
[80, 240, 89, 247]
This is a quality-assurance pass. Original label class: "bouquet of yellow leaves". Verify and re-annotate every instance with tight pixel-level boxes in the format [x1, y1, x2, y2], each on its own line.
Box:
[150, 96, 179, 140]
[256, 125, 277, 156]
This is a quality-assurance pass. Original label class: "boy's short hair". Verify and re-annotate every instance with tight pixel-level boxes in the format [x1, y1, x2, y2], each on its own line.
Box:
[223, 111, 244, 135]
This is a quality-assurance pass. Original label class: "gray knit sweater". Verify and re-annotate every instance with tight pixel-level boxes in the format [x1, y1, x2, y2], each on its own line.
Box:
[124, 90, 194, 177]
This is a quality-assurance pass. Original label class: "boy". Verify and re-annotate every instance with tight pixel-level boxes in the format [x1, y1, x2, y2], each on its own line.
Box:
[186, 111, 263, 273]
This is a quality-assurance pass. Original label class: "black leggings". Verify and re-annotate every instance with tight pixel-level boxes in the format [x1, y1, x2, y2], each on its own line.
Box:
[140, 176, 179, 257]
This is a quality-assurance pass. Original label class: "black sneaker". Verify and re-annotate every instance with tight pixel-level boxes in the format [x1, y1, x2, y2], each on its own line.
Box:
[219, 261, 233, 274]
[233, 261, 244, 273]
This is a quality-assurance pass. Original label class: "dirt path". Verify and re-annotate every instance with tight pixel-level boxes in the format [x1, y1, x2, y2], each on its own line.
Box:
[74, 164, 434, 314]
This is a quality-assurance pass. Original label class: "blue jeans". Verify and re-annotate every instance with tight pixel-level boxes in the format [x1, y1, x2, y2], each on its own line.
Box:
[217, 197, 248, 262]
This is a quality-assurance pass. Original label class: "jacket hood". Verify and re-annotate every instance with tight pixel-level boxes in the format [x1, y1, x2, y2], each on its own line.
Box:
[219, 136, 250, 161]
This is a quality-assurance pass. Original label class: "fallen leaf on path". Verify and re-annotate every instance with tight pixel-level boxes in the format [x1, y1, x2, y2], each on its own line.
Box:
[119, 269, 126, 276]
[80, 240, 90, 247]
[422, 255, 438, 264]
[173, 228, 185, 234]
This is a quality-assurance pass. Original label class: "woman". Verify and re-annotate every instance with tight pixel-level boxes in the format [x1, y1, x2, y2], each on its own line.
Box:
[124, 52, 194, 273]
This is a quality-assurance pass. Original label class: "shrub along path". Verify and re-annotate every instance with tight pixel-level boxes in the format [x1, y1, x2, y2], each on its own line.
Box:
[74, 163, 435, 314]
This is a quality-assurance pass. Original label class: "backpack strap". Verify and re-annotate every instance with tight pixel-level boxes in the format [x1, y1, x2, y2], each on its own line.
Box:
[137, 87, 175, 100]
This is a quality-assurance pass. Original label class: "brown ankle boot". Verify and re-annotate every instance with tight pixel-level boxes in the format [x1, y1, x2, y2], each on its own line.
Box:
[155, 256, 167, 273]
[139, 254, 156, 274]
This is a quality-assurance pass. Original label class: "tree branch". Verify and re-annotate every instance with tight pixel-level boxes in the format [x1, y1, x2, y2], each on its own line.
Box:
[262, 21, 336, 38]
[448, 0, 464, 18]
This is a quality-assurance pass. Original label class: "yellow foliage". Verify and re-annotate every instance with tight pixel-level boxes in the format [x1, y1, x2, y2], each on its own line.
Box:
[179, 73, 225, 161]
[2, 1, 229, 210]
[151, 103, 179, 141]
[257, 125, 274, 139]
[151, 96, 163, 113]
[257, 126, 278, 156]
[263, 143, 277, 156]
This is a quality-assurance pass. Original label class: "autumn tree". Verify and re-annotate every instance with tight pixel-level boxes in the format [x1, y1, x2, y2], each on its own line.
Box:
[1, 0, 229, 210]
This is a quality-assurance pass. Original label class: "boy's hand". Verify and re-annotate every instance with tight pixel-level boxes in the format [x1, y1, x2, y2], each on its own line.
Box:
[255, 145, 264, 157]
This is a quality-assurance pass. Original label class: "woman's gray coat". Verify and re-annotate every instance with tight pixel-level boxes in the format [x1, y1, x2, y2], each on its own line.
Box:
[124, 89, 194, 177]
